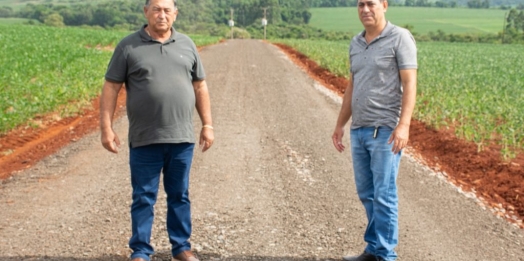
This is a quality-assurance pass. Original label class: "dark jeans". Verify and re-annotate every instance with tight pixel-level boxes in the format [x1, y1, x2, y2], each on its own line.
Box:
[128, 143, 195, 261]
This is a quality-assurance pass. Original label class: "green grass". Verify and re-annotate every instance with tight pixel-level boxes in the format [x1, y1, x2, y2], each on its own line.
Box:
[309, 7, 508, 34]
[0, 17, 37, 24]
[0, 24, 221, 134]
[0, 0, 110, 10]
[273, 39, 524, 159]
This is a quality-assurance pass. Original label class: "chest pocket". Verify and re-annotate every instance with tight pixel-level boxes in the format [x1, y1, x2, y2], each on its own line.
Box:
[349, 50, 364, 73]
[374, 48, 396, 70]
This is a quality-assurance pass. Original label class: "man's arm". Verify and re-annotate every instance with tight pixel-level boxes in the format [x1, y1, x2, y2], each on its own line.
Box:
[100, 80, 124, 153]
[193, 80, 214, 152]
[389, 69, 417, 154]
[332, 74, 354, 152]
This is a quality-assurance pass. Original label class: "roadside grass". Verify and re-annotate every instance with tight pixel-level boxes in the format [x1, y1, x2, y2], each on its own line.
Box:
[0, 24, 221, 135]
[309, 7, 507, 34]
[273, 39, 524, 159]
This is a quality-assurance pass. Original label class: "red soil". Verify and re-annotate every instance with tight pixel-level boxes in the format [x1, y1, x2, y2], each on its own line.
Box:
[0, 43, 522, 229]
[0, 89, 127, 180]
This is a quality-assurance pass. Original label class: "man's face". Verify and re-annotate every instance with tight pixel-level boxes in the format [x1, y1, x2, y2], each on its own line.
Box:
[144, 0, 178, 33]
[358, 0, 388, 28]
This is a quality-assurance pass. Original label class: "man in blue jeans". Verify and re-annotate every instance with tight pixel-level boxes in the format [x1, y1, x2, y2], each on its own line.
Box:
[331, 0, 417, 260]
[99, 0, 213, 261]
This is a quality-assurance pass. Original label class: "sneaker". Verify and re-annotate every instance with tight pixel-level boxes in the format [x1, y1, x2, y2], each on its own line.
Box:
[342, 252, 378, 261]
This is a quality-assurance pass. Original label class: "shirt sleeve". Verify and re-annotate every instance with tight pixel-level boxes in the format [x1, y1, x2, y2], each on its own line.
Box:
[396, 29, 417, 70]
[105, 45, 127, 83]
[190, 40, 206, 81]
[348, 43, 353, 74]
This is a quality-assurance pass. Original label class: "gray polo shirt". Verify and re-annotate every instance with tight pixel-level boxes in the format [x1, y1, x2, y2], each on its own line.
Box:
[349, 22, 417, 129]
[105, 25, 206, 148]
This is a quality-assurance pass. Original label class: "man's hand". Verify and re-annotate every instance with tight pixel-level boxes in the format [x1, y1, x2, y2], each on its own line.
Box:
[99, 80, 123, 153]
[332, 127, 346, 153]
[101, 128, 121, 153]
[388, 123, 410, 154]
[199, 127, 214, 152]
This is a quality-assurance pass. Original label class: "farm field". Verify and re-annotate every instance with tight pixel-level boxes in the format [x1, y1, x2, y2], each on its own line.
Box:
[0, 17, 35, 24]
[0, 24, 222, 134]
[309, 7, 508, 34]
[0, 0, 109, 10]
[273, 39, 524, 159]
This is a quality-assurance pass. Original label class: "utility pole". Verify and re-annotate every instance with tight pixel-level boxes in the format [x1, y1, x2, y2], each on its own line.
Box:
[261, 7, 269, 40]
[228, 8, 235, 40]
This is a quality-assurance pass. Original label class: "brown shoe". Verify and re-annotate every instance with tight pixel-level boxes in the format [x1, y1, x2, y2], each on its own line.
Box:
[172, 250, 200, 261]
[131, 258, 148, 261]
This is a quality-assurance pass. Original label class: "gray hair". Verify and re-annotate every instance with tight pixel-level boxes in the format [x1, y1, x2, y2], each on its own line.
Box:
[145, 0, 177, 7]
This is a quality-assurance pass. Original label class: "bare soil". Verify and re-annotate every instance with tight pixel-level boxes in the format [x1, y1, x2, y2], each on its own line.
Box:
[0, 40, 523, 261]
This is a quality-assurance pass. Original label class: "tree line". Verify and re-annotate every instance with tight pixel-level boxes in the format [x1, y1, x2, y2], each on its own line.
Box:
[0, 0, 354, 40]
[503, 8, 524, 43]
[0, 0, 522, 43]
[0, 0, 312, 28]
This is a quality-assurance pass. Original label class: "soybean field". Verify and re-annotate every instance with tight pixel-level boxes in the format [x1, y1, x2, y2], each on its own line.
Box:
[273, 39, 524, 158]
[0, 24, 221, 134]
[0, 0, 109, 10]
[309, 7, 507, 34]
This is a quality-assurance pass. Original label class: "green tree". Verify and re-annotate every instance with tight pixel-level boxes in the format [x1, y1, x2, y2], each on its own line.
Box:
[435, 1, 449, 7]
[0, 6, 13, 18]
[44, 13, 65, 27]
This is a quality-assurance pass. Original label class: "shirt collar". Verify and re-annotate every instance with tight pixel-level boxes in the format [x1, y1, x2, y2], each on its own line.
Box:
[358, 21, 394, 44]
[139, 24, 177, 43]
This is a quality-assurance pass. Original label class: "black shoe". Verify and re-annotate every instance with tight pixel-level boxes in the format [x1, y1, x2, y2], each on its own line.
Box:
[342, 252, 378, 261]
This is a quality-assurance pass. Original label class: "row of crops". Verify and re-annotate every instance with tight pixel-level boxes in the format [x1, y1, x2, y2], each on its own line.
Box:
[0, 24, 221, 134]
[273, 39, 524, 159]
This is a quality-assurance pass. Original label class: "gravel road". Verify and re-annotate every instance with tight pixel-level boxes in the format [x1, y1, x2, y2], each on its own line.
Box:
[0, 39, 523, 261]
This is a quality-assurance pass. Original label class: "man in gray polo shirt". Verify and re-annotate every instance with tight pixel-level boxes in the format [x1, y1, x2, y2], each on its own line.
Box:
[100, 1, 213, 261]
[332, 0, 417, 260]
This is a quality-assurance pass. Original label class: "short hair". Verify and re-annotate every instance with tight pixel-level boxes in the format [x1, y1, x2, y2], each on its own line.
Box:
[145, 0, 177, 7]
[358, 0, 387, 3]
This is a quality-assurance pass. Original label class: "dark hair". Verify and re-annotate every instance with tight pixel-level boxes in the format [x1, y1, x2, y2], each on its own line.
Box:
[145, 0, 177, 7]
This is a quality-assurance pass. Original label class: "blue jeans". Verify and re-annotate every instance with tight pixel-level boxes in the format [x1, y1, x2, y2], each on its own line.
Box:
[129, 143, 195, 261]
[350, 127, 401, 261]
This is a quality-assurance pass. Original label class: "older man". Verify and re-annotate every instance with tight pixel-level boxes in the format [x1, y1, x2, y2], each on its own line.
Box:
[100, 0, 213, 261]
[332, 0, 417, 260]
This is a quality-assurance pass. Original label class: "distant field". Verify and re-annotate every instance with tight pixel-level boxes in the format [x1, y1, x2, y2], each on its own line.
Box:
[0, 0, 109, 10]
[310, 7, 507, 34]
[0, 17, 36, 24]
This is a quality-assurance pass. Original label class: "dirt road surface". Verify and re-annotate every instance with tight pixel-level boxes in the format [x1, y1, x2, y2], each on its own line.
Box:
[1, 40, 523, 261]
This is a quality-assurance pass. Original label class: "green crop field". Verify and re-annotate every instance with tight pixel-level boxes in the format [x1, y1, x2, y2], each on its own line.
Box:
[0, 18, 36, 24]
[0, 24, 221, 134]
[0, 0, 109, 10]
[310, 7, 508, 34]
[273, 39, 524, 159]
